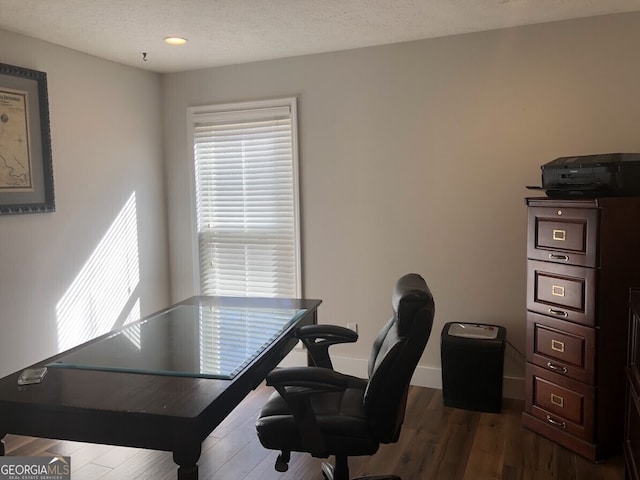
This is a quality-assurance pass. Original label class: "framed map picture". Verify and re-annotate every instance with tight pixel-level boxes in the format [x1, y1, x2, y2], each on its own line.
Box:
[0, 63, 54, 214]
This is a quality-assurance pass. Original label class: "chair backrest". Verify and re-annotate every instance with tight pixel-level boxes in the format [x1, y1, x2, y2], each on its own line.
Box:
[364, 273, 435, 443]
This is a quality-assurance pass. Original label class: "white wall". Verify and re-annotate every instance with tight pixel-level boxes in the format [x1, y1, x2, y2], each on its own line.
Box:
[162, 12, 640, 398]
[0, 30, 170, 377]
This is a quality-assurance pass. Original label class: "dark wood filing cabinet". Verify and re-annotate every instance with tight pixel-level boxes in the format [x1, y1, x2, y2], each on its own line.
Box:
[625, 289, 640, 479]
[523, 197, 640, 461]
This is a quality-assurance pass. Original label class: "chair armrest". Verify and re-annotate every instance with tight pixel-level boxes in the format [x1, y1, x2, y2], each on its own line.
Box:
[296, 324, 358, 342]
[296, 325, 358, 369]
[266, 366, 354, 393]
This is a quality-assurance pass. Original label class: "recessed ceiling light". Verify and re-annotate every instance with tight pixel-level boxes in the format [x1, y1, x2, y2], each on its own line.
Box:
[164, 36, 188, 46]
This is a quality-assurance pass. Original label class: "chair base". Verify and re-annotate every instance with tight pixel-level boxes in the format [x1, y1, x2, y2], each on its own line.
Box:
[321, 460, 401, 480]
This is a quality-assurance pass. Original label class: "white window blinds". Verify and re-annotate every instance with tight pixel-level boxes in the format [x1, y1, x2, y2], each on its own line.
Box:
[188, 98, 301, 298]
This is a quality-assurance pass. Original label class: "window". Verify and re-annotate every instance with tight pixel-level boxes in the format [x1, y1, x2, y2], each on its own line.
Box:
[188, 98, 301, 298]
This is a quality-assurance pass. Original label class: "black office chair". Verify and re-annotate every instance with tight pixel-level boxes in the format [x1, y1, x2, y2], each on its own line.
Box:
[256, 273, 435, 480]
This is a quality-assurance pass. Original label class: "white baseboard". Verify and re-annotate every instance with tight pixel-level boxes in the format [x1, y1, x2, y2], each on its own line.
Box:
[280, 353, 525, 400]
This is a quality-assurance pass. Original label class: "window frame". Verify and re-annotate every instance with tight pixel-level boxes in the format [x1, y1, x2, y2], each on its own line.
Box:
[186, 97, 302, 298]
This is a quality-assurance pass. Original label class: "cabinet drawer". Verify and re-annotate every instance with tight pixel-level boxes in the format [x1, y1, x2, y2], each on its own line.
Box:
[629, 304, 640, 396]
[526, 364, 594, 441]
[526, 312, 595, 384]
[527, 260, 596, 326]
[625, 378, 640, 480]
[527, 206, 598, 267]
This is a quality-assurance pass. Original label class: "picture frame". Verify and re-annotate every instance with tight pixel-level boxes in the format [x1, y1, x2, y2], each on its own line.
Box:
[0, 63, 54, 215]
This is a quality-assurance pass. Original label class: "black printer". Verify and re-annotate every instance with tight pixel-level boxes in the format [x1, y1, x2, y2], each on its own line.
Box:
[530, 153, 640, 198]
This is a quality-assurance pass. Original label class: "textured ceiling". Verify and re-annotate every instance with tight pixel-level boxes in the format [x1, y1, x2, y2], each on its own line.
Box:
[1, 0, 640, 73]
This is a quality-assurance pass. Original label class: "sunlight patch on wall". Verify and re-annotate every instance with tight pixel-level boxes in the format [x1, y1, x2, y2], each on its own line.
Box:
[56, 193, 140, 351]
[122, 298, 142, 349]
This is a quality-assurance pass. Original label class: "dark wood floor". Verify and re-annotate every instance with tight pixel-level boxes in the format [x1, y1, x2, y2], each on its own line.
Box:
[3, 384, 624, 479]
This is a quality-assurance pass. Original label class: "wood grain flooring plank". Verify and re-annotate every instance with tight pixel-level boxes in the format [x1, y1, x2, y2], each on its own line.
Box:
[90, 445, 142, 469]
[462, 411, 506, 480]
[248, 451, 326, 480]
[49, 442, 115, 471]
[98, 448, 174, 480]
[71, 460, 112, 480]
[5, 437, 61, 456]
[2, 434, 38, 454]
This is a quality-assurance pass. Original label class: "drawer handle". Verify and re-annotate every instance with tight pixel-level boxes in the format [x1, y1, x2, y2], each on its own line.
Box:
[549, 254, 569, 261]
[547, 362, 567, 373]
[546, 415, 567, 429]
[548, 308, 568, 318]
[552, 229, 567, 241]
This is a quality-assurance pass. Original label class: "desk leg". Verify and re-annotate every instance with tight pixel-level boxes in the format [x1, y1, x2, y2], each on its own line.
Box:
[173, 442, 201, 480]
[177, 464, 198, 480]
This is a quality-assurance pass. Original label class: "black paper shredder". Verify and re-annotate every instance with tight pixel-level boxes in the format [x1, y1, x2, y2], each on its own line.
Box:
[441, 322, 507, 413]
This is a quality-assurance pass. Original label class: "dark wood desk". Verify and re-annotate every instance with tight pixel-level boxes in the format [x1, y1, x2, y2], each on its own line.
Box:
[0, 295, 321, 480]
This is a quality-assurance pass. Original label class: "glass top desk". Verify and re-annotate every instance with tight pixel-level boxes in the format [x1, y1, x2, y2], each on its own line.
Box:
[0, 295, 321, 480]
